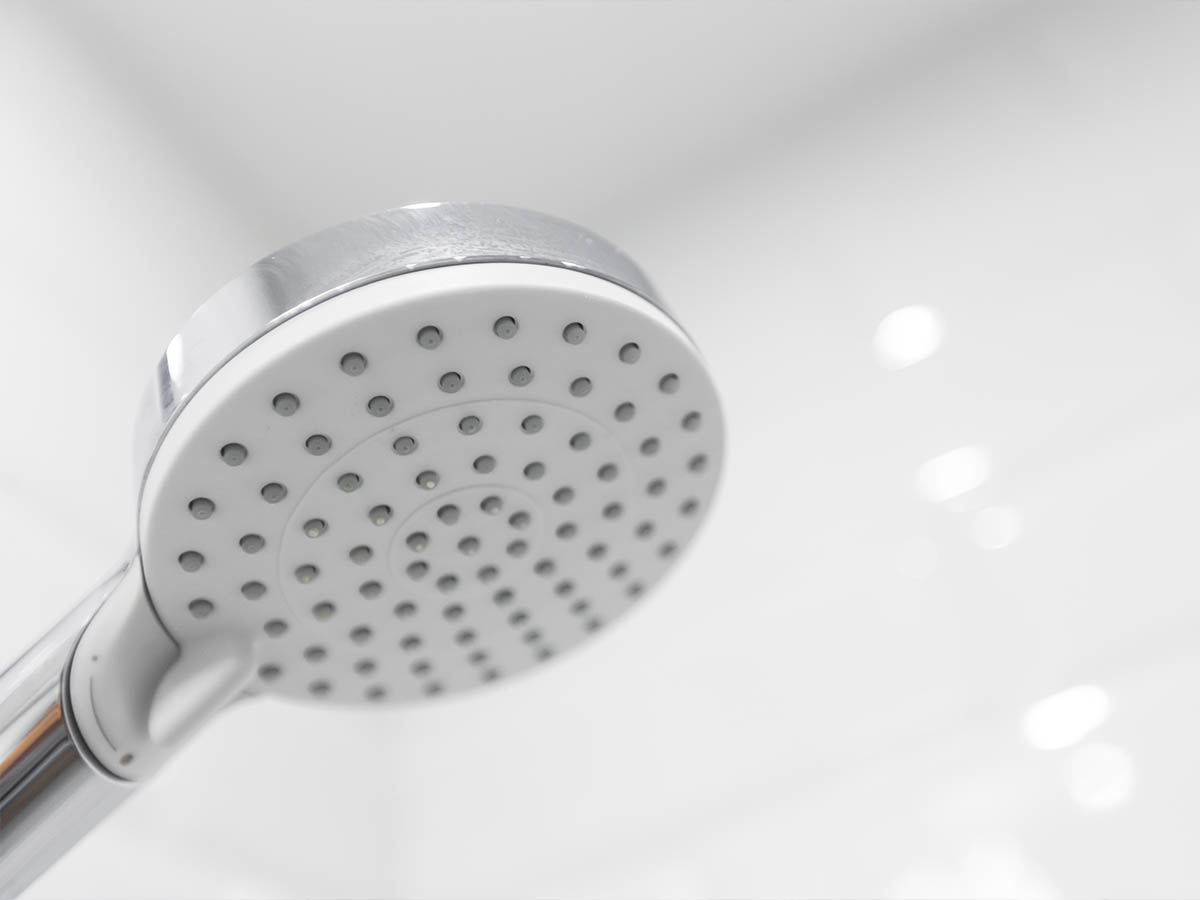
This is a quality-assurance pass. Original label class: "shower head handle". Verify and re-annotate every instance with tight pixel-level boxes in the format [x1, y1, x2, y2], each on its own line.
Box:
[0, 202, 723, 897]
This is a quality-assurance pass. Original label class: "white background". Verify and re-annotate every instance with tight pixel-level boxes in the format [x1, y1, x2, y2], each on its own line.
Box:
[3, 2, 1200, 897]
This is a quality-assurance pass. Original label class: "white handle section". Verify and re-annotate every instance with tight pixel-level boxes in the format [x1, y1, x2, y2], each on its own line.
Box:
[67, 560, 251, 779]
[148, 635, 251, 746]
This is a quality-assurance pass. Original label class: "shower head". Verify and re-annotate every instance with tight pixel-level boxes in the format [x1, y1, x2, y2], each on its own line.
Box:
[0, 203, 722, 891]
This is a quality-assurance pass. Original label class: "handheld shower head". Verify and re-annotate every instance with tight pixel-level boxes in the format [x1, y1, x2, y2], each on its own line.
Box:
[0, 203, 723, 893]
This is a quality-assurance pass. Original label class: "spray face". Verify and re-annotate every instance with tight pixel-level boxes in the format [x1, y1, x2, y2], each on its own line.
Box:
[140, 263, 722, 705]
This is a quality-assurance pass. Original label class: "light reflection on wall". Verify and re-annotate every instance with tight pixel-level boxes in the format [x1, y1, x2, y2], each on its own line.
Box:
[1022, 685, 1111, 751]
[916, 446, 993, 504]
[873, 305, 946, 370]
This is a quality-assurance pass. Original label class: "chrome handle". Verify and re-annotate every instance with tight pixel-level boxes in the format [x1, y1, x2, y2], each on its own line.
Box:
[0, 567, 134, 899]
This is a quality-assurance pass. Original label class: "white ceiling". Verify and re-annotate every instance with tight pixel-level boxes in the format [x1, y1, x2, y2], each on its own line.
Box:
[4, 2, 1200, 897]
[30, 0, 997, 241]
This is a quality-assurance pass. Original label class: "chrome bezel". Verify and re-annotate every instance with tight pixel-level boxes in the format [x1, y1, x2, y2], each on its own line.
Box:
[133, 202, 666, 509]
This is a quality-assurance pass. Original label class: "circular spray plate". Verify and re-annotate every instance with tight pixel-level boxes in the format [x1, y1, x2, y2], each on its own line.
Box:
[139, 263, 723, 705]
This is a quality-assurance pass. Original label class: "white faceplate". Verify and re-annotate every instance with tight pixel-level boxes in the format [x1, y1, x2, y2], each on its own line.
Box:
[138, 264, 723, 706]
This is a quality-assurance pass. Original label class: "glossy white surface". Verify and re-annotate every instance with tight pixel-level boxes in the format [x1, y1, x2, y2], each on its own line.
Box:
[3, 1, 1200, 897]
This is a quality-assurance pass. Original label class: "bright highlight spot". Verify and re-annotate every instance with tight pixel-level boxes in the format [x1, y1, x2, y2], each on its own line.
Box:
[402, 201, 443, 210]
[1066, 742, 1136, 811]
[970, 506, 1021, 550]
[916, 446, 992, 504]
[165, 333, 185, 377]
[874, 305, 945, 369]
[1022, 684, 1110, 750]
